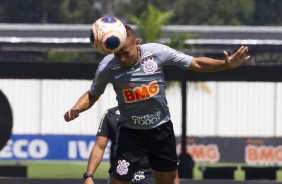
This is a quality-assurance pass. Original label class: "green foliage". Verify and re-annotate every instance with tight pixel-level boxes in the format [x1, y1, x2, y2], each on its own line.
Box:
[57, 0, 100, 24]
[253, 0, 282, 26]
[115, 0, 175, 20]
[0, 0, 100, 24]
[42, 51, 99, 63]
[250, 52, 282, 65]
[173, 0, 255, 25]
[127, 3, 174, 43]
[0, 0, 56, 23]
[166, 33, 195, 50]
[1, 0, 282, 25]
[0, 0, 281, 64]
[0, 161, 109, 178]
[127, 3, 195, 51]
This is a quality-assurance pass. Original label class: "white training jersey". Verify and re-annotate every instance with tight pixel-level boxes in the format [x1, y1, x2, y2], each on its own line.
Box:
[90, 43, 193, 129]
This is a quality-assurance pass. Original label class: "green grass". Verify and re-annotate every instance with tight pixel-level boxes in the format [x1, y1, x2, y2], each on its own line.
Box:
[0, 161, 109, 178]
[0, 161, 281, 181]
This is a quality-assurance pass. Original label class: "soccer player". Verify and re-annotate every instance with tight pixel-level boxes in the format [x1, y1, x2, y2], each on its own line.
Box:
[83, 106, 156, 184]
[64, 25, 250, 184]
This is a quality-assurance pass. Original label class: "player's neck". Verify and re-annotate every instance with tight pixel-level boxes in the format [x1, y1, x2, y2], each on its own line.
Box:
[132, 48, 141, 66]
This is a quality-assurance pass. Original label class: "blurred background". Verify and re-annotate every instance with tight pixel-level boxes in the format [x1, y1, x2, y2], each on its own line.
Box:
[0, 0, 282, 183]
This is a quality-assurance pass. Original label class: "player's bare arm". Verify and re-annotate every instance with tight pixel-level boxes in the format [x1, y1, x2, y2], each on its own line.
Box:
[189, 46, 250, 72]
[64, 91, 99, 122]
[84, 136, 109, 184]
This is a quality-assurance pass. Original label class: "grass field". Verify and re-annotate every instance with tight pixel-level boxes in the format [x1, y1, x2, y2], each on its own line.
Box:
[0, 161, 109, 178]
[0, 161, 281, 181]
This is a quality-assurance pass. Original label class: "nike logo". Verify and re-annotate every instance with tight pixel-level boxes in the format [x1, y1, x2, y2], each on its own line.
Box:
[115, 73, 125, 79]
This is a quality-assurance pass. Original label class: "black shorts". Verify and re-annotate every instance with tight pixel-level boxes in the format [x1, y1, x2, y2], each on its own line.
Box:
[109, 120, 178, 181]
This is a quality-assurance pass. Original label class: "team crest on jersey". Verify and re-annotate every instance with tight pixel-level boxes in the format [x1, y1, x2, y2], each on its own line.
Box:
[111, 62, 122, 70]
[141, 56, 157, 74]
[116, 160, 130, 175]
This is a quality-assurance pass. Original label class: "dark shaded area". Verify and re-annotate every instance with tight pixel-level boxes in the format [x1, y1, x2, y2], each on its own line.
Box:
[0, 178, 282, 184]
[200, 167, 237, 180]
[242, 166, 280, 180]
[178, 80, 195, 178]
[0, 165, 27, 177]
[178, 152, 194, 178]
[0, 178, 107, 184]
[0, 90, 13, 151]
[0, 62, 97, 79]
[1, 62, 282, 82]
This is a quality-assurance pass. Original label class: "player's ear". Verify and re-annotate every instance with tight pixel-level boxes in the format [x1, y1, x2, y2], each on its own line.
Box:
[136, 38, 141, 46]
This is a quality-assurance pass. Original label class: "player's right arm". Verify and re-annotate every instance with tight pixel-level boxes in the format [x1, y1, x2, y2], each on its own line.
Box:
[64, 91, 99, 122]
[189, 46, 250, 72]
[84, 136, 109, 184]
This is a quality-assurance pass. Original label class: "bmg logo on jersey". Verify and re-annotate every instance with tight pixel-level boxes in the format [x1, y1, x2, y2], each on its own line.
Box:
[122, 81, 159, 103]
[132, 111, 161, 126]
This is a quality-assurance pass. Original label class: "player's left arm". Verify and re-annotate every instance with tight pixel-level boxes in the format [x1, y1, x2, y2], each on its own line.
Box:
[84, 136, 108, 184]
[188, 46, 250, 72]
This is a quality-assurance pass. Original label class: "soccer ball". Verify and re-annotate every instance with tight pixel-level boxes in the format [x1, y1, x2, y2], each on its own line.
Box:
[90, 17, 127, 55]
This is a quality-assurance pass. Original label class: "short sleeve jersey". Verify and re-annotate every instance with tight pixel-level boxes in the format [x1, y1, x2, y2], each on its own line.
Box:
[96, 106, 151, 171]
[90, 43, 193, 129]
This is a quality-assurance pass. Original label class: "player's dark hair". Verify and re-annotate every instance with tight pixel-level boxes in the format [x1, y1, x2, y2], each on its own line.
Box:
[124, 25, 136, 38]
[89, 29, 94, 45]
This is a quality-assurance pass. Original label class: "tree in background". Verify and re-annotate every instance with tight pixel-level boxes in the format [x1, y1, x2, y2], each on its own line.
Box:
[57, 0, 100, 24]
[114, 0, 174, 23]
[1, 0, 282, 26]
[0, 0, 56, 23]
[127, 3, 173, 43]
[0, 0, 281, 64]
[126, 3, 195, 52]
[253, 0, 282, 26]
[0, 0, 100, 24]
[41, 51, 101, 63]
[173, 0, 255, 25]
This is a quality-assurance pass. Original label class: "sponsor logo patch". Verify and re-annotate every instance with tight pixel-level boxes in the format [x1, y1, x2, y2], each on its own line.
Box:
[116, 160, 130, 175]
[132, 111, 161, 125]
[122, 81, 159, 103]
[132, 170, 145, 181]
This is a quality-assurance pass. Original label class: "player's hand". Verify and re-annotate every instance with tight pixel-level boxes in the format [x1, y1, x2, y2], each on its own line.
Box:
[83, 177, 94, 184]
[224, 46, 250, 69]
[64, 109, 79, 122]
